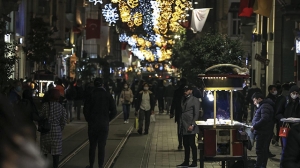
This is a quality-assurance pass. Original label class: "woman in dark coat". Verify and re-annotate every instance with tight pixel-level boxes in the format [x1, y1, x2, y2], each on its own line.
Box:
[39, 89, 67, 168]
[281, 124, 300, 168]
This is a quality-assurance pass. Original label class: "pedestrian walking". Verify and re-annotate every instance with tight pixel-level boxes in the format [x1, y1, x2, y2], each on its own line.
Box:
[164, 81, 174, 114]
[281, 123, 300, 168]
[65, 81, 77, 123]
[0, 93, 47, 168]
[120, 83, 133, 123]
[135, 82, 155, 135]
[275, 84, 300, 167]
[156, 80, 165, 114]
[74, 79, 84, 120]
[250, 92, 274, 168]
[39, 89, 67, 168]
[176, 84, 200, 168]
[170, 78, 187, 150]
[274, 83, 289, 147]
[265, 84, 278, 158]
[83, 78, 117, 168]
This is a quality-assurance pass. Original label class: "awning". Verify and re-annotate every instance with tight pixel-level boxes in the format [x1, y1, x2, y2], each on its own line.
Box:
[228, 2, 240, 13]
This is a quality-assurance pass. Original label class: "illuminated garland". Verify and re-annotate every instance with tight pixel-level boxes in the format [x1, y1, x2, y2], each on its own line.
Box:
[101, 0, 193, 61]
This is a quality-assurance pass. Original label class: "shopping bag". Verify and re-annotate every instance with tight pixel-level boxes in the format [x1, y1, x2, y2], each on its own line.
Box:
[151, 114, 156, 122]
[279, 123, 290, 137]
[134, 117, 139, 129]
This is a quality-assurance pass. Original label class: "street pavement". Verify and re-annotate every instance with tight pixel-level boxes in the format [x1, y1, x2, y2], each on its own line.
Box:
[113, 108, 282, 168]
[36, 103, 282, 168]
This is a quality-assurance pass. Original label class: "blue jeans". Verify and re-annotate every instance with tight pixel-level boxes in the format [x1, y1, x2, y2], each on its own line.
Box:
[122, 104, 130, 121]
[280, 137, 287, 167]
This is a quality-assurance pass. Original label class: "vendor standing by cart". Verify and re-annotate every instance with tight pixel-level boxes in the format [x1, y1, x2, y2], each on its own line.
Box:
[177, 84, 200, 168]
[251, 92, 274, 168]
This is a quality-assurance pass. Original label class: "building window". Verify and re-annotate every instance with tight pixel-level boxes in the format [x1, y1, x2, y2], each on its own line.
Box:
[231, 12, 241, 36]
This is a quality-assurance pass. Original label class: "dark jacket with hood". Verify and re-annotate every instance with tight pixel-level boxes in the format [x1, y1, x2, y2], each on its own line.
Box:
[83, 87, 117, 129]
[252, 98, 275, 134]
[282, 123, 300, 168]
[276, 96, 300, 121]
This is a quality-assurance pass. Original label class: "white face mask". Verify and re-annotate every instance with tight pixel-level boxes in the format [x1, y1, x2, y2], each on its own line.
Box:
[144, 87, 149, 91]
[291, 93, 298, 99]
[124, 86, 128, 89]
[272, 91, 277, 95]
[256, 104, 259, 108]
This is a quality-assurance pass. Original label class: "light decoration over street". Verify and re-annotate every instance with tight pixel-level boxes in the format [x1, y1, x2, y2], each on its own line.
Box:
[100, 0, 194, 61]
[89, 0, 103, 5]
[102, 3, 119, 25]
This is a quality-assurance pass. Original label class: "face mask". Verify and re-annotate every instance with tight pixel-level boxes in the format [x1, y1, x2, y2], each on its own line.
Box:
[16, 86, 22, 92]
[272, 91, 277, 95]
[291, 93, 298, 99]
[256, 104, 259, 108]
[124, 86, 128, 89]
[144, 87, 149, 91]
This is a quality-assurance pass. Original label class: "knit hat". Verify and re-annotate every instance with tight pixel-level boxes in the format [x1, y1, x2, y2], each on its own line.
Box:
[289, 85, 299, 93]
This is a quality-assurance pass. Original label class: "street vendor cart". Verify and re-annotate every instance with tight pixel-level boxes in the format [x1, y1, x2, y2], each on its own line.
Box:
[196, 64, 250, 168]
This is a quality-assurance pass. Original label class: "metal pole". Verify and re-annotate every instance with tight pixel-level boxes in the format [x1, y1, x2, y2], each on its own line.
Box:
[230, 90, 233, 124]
[214, 90, 217, 126]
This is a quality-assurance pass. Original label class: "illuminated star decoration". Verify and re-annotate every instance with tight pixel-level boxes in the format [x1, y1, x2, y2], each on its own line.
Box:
[102, 3, 119, 25]
[119, 33, 129, 42]
[89, 0, 103, 5]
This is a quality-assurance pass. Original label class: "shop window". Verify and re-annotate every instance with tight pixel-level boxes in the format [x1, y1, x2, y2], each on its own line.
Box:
[231, 12, 241, 36]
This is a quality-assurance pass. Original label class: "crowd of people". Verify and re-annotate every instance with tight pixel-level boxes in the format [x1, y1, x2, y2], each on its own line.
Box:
[1, 76, 300, 168]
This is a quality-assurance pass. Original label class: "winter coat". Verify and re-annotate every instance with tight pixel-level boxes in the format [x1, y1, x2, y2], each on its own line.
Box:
[65, 86, 77, 101]
[164, 85, 175, 97]
[180, 95, 200, 135]
[252, 98, 274, 134]
[120, 88, 133, 104]
[74, 85, 84, 100]
[170, 85, 185, 123]
[276, 96, 300, 123]
[266, 93, 277, 104]
[282, 123, 300, 168]
[134, 91, 155, 112]
[39, 102, 67, 155]
[83, 87, 117, 130]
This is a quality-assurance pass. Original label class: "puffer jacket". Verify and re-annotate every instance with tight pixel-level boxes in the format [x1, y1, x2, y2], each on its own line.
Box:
[282, 123, 300, 168]
[252, 98, 274, 134]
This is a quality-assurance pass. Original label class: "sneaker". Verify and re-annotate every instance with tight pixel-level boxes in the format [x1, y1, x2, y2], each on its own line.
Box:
[144, 131, 148, 135]
[178, 146, 183, 150]
[124, 121, 127, 124]
[126, 120, 129, 123]
[177, 162, 189, 167]
[188, 163, 197, 168]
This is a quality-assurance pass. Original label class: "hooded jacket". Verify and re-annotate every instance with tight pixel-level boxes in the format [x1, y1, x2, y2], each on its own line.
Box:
[282, 123, 300, 168]
[252, 98, 275, 134]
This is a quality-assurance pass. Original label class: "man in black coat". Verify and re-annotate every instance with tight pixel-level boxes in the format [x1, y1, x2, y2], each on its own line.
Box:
[251, 92, 275, 168]
[170, 78, 187, 150]
[83, 78, 117, 168]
